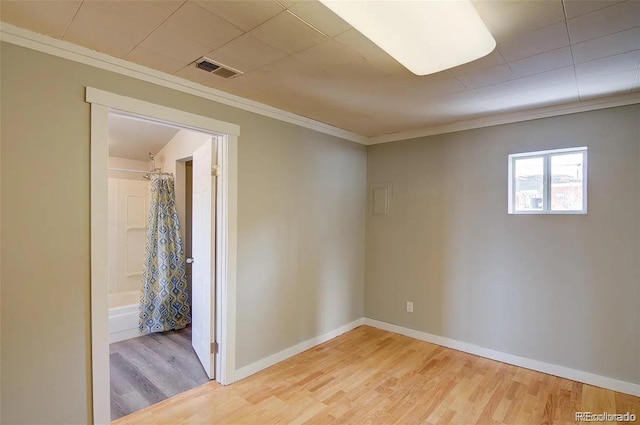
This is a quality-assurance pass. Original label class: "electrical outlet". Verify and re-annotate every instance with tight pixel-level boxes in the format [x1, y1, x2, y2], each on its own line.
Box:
[406, 301, 413, 313]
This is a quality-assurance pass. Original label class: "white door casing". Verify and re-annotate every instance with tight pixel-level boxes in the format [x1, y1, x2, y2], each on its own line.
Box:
[88, 87, 238, 425]
[191, 138, 216, 379]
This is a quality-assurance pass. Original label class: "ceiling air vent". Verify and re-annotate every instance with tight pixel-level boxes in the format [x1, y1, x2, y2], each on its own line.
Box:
[194, 57, 242, 79]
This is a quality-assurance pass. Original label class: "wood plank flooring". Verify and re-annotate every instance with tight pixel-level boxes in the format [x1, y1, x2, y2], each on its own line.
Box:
[113, 326, 640, 425]
[110, 326, 210, 421]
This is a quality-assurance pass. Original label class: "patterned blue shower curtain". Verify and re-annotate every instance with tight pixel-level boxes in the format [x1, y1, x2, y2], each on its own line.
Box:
[139, 175, 191, 333]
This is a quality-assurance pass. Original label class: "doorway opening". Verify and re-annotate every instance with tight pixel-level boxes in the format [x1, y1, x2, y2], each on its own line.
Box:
[88, 88, 238, 425]
[107, 114, 217, 420]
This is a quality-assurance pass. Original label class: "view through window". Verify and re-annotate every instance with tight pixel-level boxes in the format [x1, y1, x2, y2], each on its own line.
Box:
[509, 147, 587, 214]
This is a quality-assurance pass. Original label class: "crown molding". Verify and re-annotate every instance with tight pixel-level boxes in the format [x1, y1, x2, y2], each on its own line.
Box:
[0, 23, 368, 145]
[367, 91, 640, 144]
[2, 22, 639, 147]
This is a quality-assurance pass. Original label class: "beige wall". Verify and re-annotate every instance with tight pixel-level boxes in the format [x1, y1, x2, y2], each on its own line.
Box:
[0, 43, 366, 424]
[366, 105, 640, 386]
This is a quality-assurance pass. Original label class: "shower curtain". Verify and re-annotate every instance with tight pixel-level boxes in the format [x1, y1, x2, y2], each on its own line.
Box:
[139, 175, 191, 333]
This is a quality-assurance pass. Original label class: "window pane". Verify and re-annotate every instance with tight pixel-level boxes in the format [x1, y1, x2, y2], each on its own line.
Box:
[551, 153, 584, 211]
[514, 157, 544, 211]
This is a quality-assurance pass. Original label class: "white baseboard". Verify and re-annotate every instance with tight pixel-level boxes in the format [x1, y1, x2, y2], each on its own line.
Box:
[235, 318, 365, 381]
[364, 318, 640, 397]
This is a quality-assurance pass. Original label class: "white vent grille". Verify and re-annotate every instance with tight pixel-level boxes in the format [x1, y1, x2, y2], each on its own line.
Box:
[194, 57, 242, 79]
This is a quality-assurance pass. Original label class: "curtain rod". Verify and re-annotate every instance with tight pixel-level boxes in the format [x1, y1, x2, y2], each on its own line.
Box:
[108, 167, 173, 177]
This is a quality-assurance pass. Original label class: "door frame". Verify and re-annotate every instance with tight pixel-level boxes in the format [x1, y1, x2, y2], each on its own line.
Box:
[87, 87, 238, 424]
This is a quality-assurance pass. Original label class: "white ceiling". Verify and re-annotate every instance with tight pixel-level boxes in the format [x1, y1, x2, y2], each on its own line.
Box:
[109, 115, 180, 161]
[2, 0, 639, 138]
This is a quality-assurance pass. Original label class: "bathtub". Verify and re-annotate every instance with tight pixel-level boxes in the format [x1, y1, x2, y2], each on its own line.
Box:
[109, 291, 143, 343]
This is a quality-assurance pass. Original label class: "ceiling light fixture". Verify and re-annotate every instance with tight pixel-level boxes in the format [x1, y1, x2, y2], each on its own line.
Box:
[318, 0, 496, 76]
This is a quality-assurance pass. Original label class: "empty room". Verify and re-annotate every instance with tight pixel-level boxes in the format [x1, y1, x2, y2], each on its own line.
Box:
[0, 0, 639, 424]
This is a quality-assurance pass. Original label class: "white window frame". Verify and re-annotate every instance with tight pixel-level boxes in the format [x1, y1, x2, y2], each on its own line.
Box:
[508, 147, 588, 215]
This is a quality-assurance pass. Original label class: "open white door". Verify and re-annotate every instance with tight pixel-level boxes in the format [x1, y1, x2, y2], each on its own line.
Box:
[191, 138, 216, 379]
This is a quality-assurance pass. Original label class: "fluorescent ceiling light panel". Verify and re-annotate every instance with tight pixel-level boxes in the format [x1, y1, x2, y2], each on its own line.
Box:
[319, 0, 496, 76]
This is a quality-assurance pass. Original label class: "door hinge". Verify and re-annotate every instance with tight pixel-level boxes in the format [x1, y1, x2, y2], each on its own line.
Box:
[211, 164, 221, 177]
[210, 341, 218, 354]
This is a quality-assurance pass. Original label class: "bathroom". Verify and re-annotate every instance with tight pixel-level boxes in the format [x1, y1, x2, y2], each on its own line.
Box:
[107, 112, 215, 420]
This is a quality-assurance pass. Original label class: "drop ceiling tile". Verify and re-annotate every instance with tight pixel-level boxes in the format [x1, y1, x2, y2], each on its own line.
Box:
[126, 45, 187, 74]
[333, 29, 411, 76]
[291, 40, 361, 71]
[571, 27, 640, 64]
[136, 27, 211, 63]
[324, 58, 392, 80]
[410, 78, 468, 99]
[468, 66, 577, 99]
[575, 50, 640, 79]
[564, 0, 625, 19]
[456, 64, 516, 89]
[448, 50, 506, 76]
[260, 56, 325, 77]
[472, 0, 565, 42]
[577, 69, 636, 99]
[418, 91, 496, 117]
[224, 68, 324, 113]
[0, 1, 82, 39]
[64, 1, 182, 57]
[286, 1, 351, 37]
[206, 34, 287, 73]
[225, 74, 323, 114]
[161, 2, 243, 50]
[307, 102, 405, 137]
[217, 69, 267, 96]
[380, 79, 468, 113]
[254, 57, 338, 100]
[471, 82, 580, 116]
[296, 59, 402, 105]
[277, 0, 298, 8]
[193, 0, 284, 32]
[250, 10, 327, 54]
[510, 66, 577, 91]
[498, 22, 570, 63]
[509, 47, 574, 78]
[567, 1, 640, 44]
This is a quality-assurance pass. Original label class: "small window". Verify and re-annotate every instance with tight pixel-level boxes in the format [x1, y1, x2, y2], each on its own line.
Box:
[508, 147, 587, 214]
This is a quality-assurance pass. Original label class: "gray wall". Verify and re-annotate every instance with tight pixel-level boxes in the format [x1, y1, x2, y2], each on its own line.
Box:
[0, 43, 366, 424]
[366, 105, 640, 386]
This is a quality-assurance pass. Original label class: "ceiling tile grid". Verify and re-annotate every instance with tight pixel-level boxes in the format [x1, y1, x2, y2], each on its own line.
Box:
[205, 33, 288, 73]
[508, 47, 574, 78]
[577, 69, 637, 99]
[64, 0, 183, 58]
[497, 21, 570, 62]
[566, 0, 640, 43]
[571, 27, 640, 64]
[159, 2, 243, 51]
[563, 0, 625, 19]
[0, 0, 82, 39]
[194, 0, 284, 32]
[1, 0, 639, 138]
[248, 10, 328, 55]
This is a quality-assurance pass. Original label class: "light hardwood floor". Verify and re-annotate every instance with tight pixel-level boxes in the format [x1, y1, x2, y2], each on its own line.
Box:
[114, 326, 639, 425]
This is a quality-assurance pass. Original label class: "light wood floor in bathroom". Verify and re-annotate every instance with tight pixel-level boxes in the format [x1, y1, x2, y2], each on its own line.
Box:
[113, 325, 640, 425]
[110, 326, 210, 421]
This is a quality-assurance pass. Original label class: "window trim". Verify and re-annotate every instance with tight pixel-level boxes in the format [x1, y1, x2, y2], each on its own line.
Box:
[508, 147, 588, 215]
